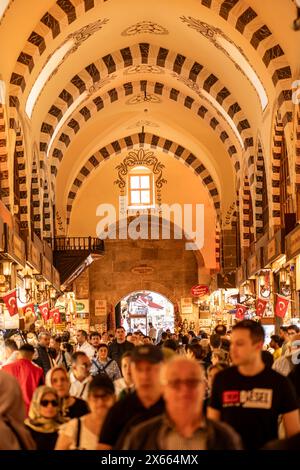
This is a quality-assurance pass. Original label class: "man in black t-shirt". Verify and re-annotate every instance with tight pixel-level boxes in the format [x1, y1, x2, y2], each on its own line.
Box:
[98, 344, 165, 449]
[208, 320, 300, 449]
[108, 327, 134, 367]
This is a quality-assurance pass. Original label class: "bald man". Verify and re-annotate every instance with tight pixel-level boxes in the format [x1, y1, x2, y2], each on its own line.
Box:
[121, 357, 242, 450]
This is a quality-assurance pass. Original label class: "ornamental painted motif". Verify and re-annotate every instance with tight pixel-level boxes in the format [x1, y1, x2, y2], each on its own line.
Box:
[121, 21, 169, 36]
[114, 148, 167, 205]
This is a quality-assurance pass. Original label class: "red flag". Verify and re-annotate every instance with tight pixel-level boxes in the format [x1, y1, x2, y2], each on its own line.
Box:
[235, 304, 247, 320]
[39, 302, 50, 321]
[2, 289, 18, 316]
[49, 308, 61, 324]
[22, 303, 35, 317]
[52, 308, 61, 324]
[275, 295, 290, 318]
[256, 298, 268, 317]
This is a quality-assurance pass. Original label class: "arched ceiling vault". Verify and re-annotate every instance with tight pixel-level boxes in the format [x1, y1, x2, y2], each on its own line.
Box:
[64, 132, 222, 226]
[1, 0, 298, 236]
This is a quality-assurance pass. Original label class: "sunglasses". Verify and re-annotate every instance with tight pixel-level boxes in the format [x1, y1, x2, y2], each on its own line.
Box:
[40, 399, 59, 407]
[166, 378, 203, 389]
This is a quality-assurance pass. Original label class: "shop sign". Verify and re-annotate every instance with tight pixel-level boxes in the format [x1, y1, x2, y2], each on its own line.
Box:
[236, 263, 247, 286]
[264, 230, 284, 265]
[42, 256, 52, 283]
[76, 299, 89, 313]
[27, 238, 41, 273]
[248, 253, 257, 277]
[95, 300, 107, 316]
[52, 267, 60, 290]
[267, 238, 276, 262]
[286, 225, 300, 261]
[191, 285, 209, 297]
[180, 297, 193, 314]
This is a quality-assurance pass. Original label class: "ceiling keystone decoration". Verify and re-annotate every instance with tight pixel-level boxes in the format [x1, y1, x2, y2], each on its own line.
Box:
[125, 94, 162, 105]
[127, 120, 160, 129]
[121, 21, 169, 36]
[124, 65, 164, 75]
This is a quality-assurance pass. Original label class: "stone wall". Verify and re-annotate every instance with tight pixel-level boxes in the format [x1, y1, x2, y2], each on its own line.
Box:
[73, 237, 201, 331]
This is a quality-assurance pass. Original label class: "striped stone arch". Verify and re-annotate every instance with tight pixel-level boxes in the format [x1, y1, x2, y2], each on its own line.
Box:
[8, 0, 292, 129]
[65, 133, 221, 226]
[254, 140, 268, 238]
[30, 152, 43, 237]
[271, 112, 285, 229]
[43, 177, 52, 239]
[14, 128, 30, 231]
[40, 77, 254, 178]
[238, 173, 254, 257]
[0, 104, 10, 208]
[215, 221, 221, 269]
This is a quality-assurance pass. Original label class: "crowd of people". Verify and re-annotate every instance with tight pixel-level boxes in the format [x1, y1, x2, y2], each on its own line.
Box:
[0, 319, 300, 450]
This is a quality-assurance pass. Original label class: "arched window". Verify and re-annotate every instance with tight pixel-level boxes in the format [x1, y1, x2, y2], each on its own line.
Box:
[128, 166, 154, 208]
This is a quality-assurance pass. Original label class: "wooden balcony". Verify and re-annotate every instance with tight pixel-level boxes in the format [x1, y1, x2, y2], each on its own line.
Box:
[45, 237, 104, 288]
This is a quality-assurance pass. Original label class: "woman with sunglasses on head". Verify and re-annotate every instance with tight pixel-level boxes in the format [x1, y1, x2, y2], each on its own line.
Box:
[55, 375, 115, 450]
[25, 386, 63, 450]
[46, 367, 89, 420]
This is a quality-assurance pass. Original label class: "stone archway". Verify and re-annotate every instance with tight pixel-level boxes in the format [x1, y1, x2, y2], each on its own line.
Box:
[115, 289, 175, 335]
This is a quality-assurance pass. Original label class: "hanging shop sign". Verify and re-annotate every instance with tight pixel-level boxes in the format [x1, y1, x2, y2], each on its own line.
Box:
[264, 229, 285, 265]
[95, 299, 107, 316]
[247, 253, 258, 278]
[26, 238, 41, 273]
[42, 256, 52, 283]
[236, 263, 247, 286]
[76, 299, 89, 314]
[286, 224, 300, 261]
[43, 240, 53, 263]
[4, 226, 25, 267]
[52, 266, 60, 290]
[191, 285, 209, 297]
[180, 297, 193, 314]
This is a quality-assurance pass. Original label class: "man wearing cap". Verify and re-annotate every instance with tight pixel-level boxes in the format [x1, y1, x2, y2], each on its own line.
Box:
[98, 344, 165, 449]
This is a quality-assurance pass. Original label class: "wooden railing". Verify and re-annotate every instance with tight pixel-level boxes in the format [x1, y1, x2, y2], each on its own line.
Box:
[45, 237, 104, 252]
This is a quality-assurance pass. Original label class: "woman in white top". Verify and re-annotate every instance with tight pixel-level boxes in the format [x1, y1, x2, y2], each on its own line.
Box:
[55, 375, 115, 450]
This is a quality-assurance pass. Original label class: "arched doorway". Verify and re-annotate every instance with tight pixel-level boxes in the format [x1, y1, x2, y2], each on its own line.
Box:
[115, 290, 174, 336]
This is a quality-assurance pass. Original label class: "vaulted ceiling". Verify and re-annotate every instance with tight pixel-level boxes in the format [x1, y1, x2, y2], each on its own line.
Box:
[0, 0, 298, 241]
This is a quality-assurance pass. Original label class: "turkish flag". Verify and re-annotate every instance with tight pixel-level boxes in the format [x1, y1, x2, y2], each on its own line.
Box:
[275, 295, 290, 318]
[22, 303, 35, 317]
[3, 289, 18, 316]
[51, 308, 61, 324]
[256, 298, 268, 317]
[235, 304, 247, 320]
[39, 302, 50, 321]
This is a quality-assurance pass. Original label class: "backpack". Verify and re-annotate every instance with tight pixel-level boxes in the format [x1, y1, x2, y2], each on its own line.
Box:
[91, 358, 113, 376]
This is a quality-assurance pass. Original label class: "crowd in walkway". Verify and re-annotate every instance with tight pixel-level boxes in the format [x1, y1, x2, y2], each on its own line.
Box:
[0, 320, 300, 450]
